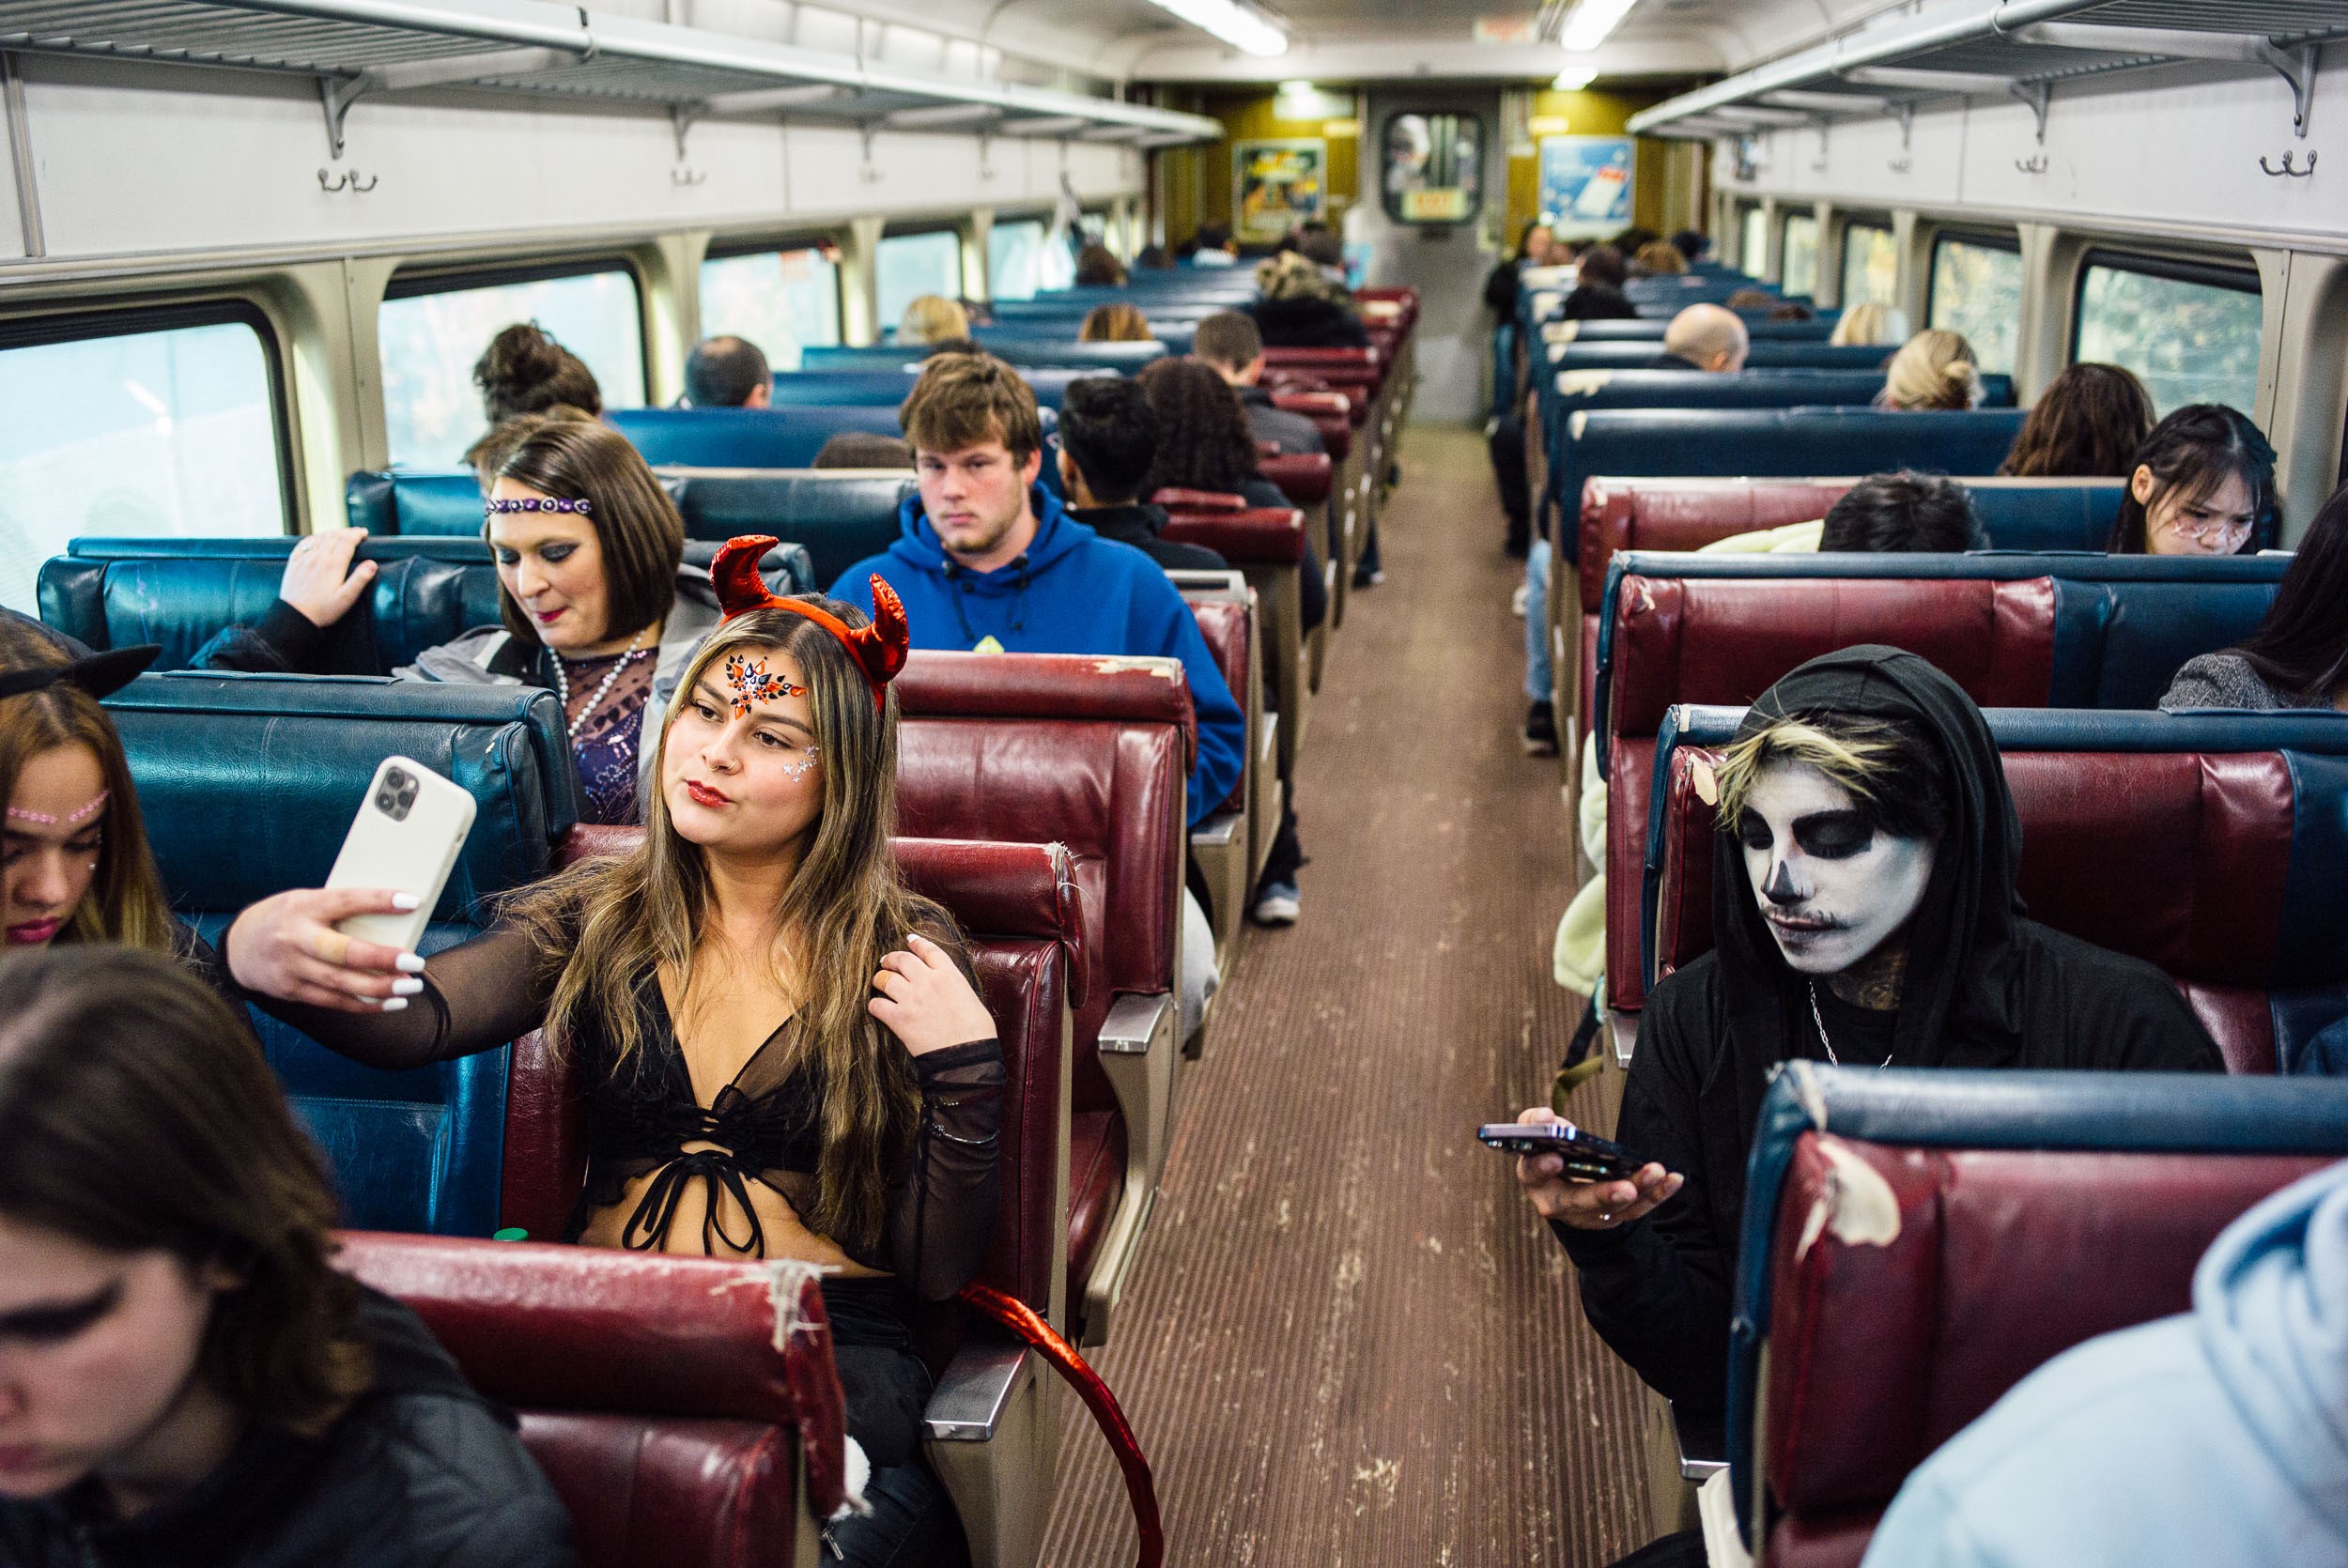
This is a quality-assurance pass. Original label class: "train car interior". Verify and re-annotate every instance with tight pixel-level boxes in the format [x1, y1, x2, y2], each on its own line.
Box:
[3, 0, 2347, 1564]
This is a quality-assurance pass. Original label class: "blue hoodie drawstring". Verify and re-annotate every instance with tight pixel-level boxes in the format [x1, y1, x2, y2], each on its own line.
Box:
[942, 553, 1030, 647]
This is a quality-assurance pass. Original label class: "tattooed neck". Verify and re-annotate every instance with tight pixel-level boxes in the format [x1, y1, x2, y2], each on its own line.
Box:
[1825, 939, 1908, 1011]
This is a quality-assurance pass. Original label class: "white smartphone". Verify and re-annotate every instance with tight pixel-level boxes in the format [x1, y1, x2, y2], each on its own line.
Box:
[324, 755, 477, 953]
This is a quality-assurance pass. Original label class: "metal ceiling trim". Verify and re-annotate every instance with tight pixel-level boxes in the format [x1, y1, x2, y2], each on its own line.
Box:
[0, 0, 1222, 142]
[1624, 0, 2327, 134]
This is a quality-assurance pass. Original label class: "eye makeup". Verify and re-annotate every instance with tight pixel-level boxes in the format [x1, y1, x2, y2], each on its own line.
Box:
[0, 1280, 122, 1344]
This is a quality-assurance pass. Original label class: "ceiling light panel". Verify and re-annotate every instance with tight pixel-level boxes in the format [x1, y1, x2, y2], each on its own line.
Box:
[1142, 0, 1289, 57]
[1556, 0, 1642, 54]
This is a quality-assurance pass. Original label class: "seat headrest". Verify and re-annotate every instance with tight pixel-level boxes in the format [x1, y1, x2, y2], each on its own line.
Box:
[896, 649, 1197, 737]
[344, 469, 492, 537]
[106, 673, 578, 915]
[1159, 508, 1305, 566]
[1259, 452, 1332, 505]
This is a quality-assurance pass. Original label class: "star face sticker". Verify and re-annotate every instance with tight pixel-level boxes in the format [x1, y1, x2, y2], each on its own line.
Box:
[722, 654, 806, 718]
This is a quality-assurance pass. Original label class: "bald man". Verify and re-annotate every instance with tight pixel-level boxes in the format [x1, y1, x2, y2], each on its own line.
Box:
[1652, 303, 1749, 374]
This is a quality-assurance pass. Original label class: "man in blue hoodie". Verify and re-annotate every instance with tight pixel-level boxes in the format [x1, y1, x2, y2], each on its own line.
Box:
[1861, 1158, 2348, 1566]
[829, 352, 1247, 1035]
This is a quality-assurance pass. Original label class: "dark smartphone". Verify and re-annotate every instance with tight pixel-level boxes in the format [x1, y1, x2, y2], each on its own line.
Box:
[1478, 1119, 1647, 1184]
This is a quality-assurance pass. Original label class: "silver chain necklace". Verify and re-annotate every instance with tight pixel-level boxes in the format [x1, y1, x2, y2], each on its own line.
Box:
[548, 626, 652, 739]
[1808, 981, 1894, 1068]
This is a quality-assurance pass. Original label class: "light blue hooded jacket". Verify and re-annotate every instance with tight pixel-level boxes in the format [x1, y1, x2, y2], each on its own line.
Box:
[1862, 1158, 2348, 1566]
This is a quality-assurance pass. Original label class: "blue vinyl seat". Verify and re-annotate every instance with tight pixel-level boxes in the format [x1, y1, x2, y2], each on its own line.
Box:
[607, 404, 1058, 473]
[105, 672, 581, 1236]
[1552, 407, 2030, 552]
[1549, 340, 1895, 375]
[39, 536, 811, 673]
[765, 366, 1089, 410]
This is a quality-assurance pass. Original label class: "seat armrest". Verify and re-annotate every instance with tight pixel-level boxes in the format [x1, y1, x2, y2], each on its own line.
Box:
[1191, 814, 1242, 849]
[923, 1335, 1058, 1568]
[923, 1334, 1030, 1442]
[1609, 1009, 1641, 1070]
[1099, 991, 1175, 1057]
[1673, 1400, 1728, 1482]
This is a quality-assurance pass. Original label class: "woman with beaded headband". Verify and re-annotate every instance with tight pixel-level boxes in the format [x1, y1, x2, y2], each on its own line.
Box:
[224, 545, 996, 1563]
[0, 613, 238, 1002]
[192, 412, 774, 826]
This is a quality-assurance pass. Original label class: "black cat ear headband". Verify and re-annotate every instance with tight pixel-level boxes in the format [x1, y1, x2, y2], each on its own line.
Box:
[0, 644, 162, 703]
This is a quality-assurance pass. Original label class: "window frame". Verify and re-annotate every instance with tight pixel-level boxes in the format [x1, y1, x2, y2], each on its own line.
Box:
[1779, 210, 1820, 299]
[2069, 245, 2263, 360]
[875, 225, 967, 321]
[702, 233, 844, 341]
[1838, 216, 1896, 307]
[379, 254, 651, 410]
[1924, 228, 2020, 327]
[0, 298, 299, 534]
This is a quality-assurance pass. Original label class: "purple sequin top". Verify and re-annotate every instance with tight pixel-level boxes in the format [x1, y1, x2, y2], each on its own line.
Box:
[554, 649, 657, 825]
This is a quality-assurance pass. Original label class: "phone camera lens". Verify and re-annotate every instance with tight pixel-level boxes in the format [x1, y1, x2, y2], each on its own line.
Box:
[376, 791, 395, 811]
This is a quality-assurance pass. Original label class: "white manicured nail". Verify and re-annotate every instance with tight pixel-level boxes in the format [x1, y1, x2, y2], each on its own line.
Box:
[394, 952, 426, 973]
[391, 893, 422, 911]
[378, 997, 409, 1012]
[391, 977, 424, 996]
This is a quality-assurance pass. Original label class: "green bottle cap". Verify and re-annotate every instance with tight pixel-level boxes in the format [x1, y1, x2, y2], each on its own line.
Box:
[491, 1227, 529, 1242]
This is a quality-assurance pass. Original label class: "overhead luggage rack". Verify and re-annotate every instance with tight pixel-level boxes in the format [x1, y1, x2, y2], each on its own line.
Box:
[1632, 0, 2348, 141]
[0, 0, 1219, 157]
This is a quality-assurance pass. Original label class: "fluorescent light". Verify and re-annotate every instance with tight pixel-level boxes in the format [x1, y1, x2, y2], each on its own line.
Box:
[1278, 79, 1314, 95]
[1144, 0, 1288, 56]
[1552, 59, 1598, 90]
[1556, 0, 1641, 54]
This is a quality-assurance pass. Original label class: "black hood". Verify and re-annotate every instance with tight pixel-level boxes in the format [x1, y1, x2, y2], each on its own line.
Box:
[1711, 646, 2028, 1098]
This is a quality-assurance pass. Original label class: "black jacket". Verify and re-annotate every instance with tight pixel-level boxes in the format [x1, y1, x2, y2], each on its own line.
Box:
[0, 1288, 577, 1568]
[1236, 385, 1326, 457]
[1247, 294, 1370, 350]
[1554, 648, 2224, 1416]
[1070, 503, 1230, 575]
[1643, 352, 1707, 372]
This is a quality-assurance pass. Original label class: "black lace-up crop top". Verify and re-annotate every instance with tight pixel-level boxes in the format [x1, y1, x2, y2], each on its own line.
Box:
[250, 914, 1004, 1299]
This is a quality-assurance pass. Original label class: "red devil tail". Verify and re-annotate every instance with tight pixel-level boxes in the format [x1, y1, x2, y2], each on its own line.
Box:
[957, 1283, 1163, 1568]
[709, 535, 785, 617]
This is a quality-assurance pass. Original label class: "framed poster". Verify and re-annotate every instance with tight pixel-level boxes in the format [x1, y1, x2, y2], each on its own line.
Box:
[1537, 135, 1635, 236]
[1382, 113, 1483, 225]
[1233, 139, 1326, 243]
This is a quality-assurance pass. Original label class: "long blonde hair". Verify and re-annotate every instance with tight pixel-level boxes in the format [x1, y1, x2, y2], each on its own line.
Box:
[504, 600, 950, 1254]
[0, 620, 178, 954]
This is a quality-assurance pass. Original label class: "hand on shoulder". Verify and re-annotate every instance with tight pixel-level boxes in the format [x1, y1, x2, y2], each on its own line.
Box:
[870, 930, 995, 1055]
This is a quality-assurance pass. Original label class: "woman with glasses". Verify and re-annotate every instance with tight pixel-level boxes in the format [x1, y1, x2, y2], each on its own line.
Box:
[2106, 404, 2278, 556]
[2163, 480, 2348, 712]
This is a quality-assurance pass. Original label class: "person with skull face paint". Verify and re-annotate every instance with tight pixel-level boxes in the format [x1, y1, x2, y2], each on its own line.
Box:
[1515, 647, 2223, 1419]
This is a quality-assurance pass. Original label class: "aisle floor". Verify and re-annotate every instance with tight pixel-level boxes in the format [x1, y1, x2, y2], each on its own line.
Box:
[1039, 424, 1655, 1565]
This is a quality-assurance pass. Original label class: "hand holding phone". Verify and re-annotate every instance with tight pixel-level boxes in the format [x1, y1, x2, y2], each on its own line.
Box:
[1496, 1108, 1683, 1232]
[323, 756, 476, 953]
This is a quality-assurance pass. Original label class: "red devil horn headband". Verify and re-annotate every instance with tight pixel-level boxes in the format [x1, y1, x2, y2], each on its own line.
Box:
[708, 535, 909, 710]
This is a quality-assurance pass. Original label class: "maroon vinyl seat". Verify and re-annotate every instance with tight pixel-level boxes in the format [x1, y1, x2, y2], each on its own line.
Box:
[339, 1232, 848, 1568]
[1259, 451, 1333, 508]
[1756, 1134, 2336, 1568]
[1261, 345, 1384, 399]
[1270, 390, 1352, 458]
[1650, 741, 2307, 1073]
[1158, 499, 1312, 774]
[895, 651, 1194, 1345]
[1176, 576, 1275, 967]
[1602, 574, 2060, 1013]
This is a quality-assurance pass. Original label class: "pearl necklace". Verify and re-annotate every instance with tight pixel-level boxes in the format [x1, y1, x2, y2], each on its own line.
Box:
[1808, 981, 1894, 1069]
[548, 626, 652, 739]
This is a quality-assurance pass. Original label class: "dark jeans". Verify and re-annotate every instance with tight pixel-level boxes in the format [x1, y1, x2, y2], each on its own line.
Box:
[820, 1280, 970, 1568]
[1258, 793, 1304, 890]
[823, 1461, 969, 1568]
[1607, 1530, 1707, 1568]
[1488, 411, 1531, 555]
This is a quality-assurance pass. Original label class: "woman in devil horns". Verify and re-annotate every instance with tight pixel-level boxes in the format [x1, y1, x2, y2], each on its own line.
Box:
[224, 539, 1000, 1565]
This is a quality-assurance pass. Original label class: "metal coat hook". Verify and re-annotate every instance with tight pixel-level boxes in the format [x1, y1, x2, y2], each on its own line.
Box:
[2259, 149, 2317, 177]
[857, 122, 881, 184]
[317, 166, 376, 192]
[671, 166, 706, 186]
[1810, 123, 1829, 174]
[2016, 152, 2047, 174]
[1889, 155, 1911, 174]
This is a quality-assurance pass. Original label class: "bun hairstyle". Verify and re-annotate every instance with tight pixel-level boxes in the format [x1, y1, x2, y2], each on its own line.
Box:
[1883, 328, 1984, 412]
[472, 323, 603, 425]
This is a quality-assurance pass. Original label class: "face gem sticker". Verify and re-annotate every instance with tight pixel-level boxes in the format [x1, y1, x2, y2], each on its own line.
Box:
[722, 654, 806, 718]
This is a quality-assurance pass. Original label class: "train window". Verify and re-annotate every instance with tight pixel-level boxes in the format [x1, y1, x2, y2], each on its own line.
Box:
[1841, 222, 1897, 308]
[2074, 251, 2263, 415]
[1781, 213, 1819, 299]
[0, 306, 289, 613]
[1739, 207, 1768, 276]
[877, 230, 964, 330]
[989, 219, 1047, 301]
[378, 264, 646, 469]
[700, 244, 841, 373]
[1928, 234, 2021, 375]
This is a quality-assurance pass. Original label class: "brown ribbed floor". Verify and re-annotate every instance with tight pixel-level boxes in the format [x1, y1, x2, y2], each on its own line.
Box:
[1039, 424, 1655, 1565]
